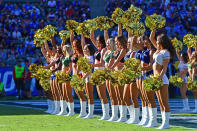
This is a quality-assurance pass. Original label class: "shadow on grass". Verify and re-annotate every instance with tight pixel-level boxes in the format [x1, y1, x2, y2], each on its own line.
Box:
[0, 105, 47, 116]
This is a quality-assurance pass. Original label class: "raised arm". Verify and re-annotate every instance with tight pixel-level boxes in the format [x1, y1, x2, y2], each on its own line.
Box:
[104, 30, 109, 44]
[44, 41, 53, 56]
[128, 32, 132, 38]
[70, 31, 75, 51]
[111, 49, 126, 69]
[51, 37, 57, 51]
[176, 50, 181, 61]
[149, 30, 157, 49]
[187, 47, 192, 60]
[118, 24, 122, 36]
[41, 46, 50, 63]
[90, 30, 97, 48]
[61, 40, 66, 50]
[81, 34, 85, 52]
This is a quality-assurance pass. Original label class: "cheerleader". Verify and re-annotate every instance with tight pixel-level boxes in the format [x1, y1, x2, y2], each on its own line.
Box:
[150, 30, 175, 129]
[188, 48, 197, 113]
[110, 36, 127, 122]
[176, 50, 189, 111]
[61, 43, 75, 116]
[103, 31, 118, 121]
[44, 45, 64, 115]
[90, 30, 110, 120]
[140, 35, 157, 127]
[122, 35, 140, 124]
[81, 35, 96, 119]
[70, 32, 87, 118]
[41, 47, 55, 114]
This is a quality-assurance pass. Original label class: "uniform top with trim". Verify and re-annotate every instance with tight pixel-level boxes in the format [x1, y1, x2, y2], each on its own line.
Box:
[62, 56, 72, 67]
[178, 61, 188, 71]
[153, 50, 170, 65]
[134, 50, 142, 60]
[141, 48, 150, 64]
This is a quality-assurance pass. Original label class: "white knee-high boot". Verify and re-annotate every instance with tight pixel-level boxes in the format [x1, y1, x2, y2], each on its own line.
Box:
[127, 107, 140, 124]
[48, 100, 55, 114]
[99, 103, 110, 120]
[138, 106, 149, 125]
[57, 100, 68, 115]
[145, 108, 158, 127]
[157, 112, 170, 129]
[52, 101, 60, 114]
[182, 98, 190, 111]
[192, 99, 197, 113]
[107, 105, 119, 121]
[116, 105, 127, 122]
[84, 104, 94, 119]
[66, 102, 75, 116]
[77, 101, 87, 118]
[125, 105, 134, 124]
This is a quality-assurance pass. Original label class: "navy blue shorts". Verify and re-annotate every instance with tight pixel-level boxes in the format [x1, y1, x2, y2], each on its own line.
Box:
[142, 70, 153, 80]
[50, 74, 56, 80]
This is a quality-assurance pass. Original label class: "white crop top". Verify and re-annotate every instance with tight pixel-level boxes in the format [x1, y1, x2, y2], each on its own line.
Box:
[153, 50, 170, 65]
[85, 55, 94, 64]
[178, 61, 188, 71]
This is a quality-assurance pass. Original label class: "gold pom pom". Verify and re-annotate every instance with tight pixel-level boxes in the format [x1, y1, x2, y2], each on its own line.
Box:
[95, 16, 114, 30]
[66, 20, 79, 32]
[171, 37, 183, 51]
[59, 30, 71, 41]
[145, 13, 166, 30]
[112, 8, 124, 24]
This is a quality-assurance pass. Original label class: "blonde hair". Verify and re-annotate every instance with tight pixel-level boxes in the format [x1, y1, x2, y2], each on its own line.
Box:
[63, 45, 73, 57]
[107, 38, 116, 52]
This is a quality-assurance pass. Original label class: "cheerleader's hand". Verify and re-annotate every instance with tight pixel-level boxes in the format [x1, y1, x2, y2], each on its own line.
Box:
[158, 75, 162, 80]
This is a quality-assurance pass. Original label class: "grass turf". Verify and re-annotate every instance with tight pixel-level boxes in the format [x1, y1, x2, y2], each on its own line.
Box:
[0, 105, 192, 131]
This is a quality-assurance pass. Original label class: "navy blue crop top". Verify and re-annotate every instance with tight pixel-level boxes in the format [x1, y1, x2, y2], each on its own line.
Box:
[134, 50, 142, 60]
[95, 50, 101, 61]
[124, 51, 132, 61]
[141, 49, 150, 64]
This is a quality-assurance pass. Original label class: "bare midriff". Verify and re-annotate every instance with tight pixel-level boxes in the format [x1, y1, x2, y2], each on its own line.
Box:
[153, 63, 163, 77]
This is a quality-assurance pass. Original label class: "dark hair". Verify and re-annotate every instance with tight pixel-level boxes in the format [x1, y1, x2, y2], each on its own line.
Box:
[157, 34, 175, 61]
[117, 36, 127, 49]
[57, 46, 63, 55]
[86, 44, 95, 56]
[73, 39, 83, 55]
[97, 35, 106, 48]
[25, 59, 29, 63]
[181, 52, 188, 63]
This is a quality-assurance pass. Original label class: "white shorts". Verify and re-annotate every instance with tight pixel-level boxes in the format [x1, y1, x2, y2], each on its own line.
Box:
[94, 67, 104, 72]
[162, 74, 169, 85]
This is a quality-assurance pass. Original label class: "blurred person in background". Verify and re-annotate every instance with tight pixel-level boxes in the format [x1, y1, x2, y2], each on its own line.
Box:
[24, 59, 32, 99]
[13, 59, 25, 99]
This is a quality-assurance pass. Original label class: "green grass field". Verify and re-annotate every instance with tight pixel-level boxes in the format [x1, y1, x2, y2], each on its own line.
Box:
[0, 105, 193, 131]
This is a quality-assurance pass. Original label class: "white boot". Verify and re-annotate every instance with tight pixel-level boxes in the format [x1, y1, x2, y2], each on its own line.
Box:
[145, 108, 158, 127]
[107, 105, 119, 121]
[66, 102, 75, 116]
[116, 105, 127, 122]
[84, 104, 94, 119]
[125, 105, 134, 124]
[182, 98, 190, 111]
[77, 101, 87, 118]
[192, 99, 197, 113]
[99, 103, 110, 120]
[157, 112, 170, 129]
[127, 108, 140, 124]
[51, 101, 60, 114]
[49, 100, 54, 114]
[138, 106, 149, 125]
[57, 100, 68, 115]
